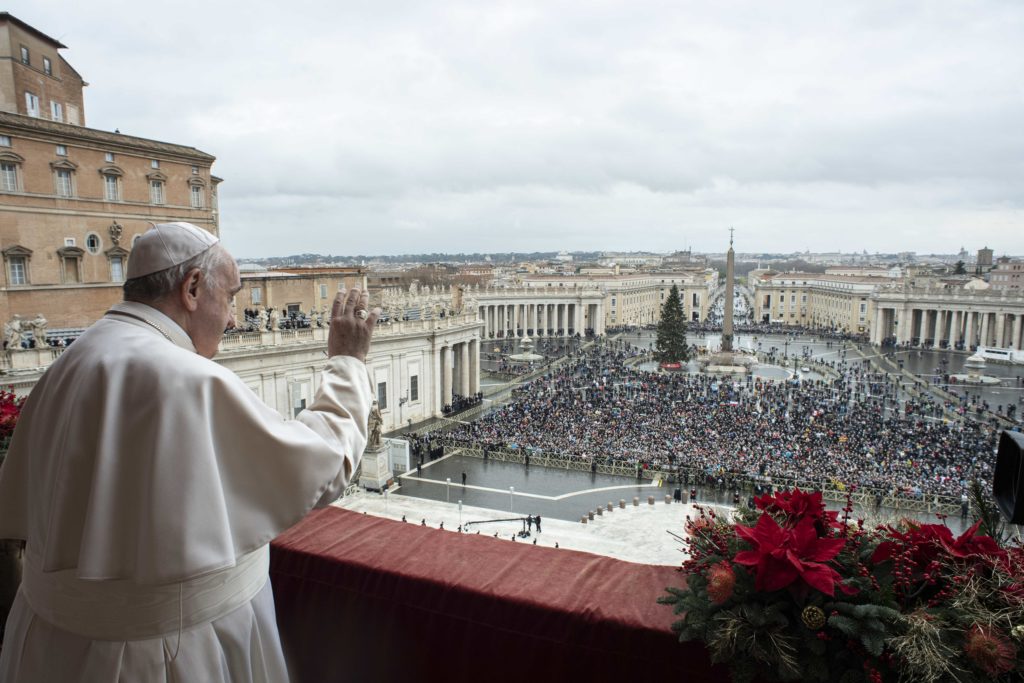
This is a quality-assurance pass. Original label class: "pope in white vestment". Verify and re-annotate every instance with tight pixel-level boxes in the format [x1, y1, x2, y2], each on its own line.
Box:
[0, 223, 377, 682]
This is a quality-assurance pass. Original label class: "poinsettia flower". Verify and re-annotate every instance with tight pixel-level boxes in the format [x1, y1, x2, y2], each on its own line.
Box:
[754, 487, 839, 535]
[872, 520, 1005, 567]
[734, 514, 850, 596]
[871, 522, 950, 565]
[767, 488, 823, 519]
[942, 520, 1006, 560]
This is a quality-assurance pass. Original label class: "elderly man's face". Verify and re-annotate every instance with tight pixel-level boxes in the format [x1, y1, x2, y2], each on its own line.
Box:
[192, 254, 240, 358]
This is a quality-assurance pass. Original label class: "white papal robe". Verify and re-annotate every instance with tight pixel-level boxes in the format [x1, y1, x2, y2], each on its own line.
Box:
[0, 301, 373, 682]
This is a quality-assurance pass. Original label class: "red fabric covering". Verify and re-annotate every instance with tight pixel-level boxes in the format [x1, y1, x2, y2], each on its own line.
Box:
[270, 507, 724, 683]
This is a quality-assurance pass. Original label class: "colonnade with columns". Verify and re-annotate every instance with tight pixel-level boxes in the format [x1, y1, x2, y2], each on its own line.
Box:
[871, 299, 1024, 350]
[434, 338, 480, 410]
[478, 301, 604, 338]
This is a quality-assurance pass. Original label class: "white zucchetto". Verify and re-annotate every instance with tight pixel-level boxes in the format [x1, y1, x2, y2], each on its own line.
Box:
[127, 222, 219, 279]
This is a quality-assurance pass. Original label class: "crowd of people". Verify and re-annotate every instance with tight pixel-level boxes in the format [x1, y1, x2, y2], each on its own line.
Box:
[443, 392, 484, 416]
[447, 339, 1000, 500]
[238, 307, 321, 332]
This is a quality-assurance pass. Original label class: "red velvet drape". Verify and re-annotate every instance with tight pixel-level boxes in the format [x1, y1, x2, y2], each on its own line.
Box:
[270, 507, 724, 683]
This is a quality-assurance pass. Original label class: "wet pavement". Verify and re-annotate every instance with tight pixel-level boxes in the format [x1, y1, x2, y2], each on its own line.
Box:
[393, 451, 978, 535]
[396, 452, 659, 522]
[871, 345, 1024, 409]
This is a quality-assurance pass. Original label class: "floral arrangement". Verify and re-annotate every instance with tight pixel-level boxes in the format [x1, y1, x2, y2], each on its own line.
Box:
[660, 484, 1024, 683]
[0, 387, 23, 446]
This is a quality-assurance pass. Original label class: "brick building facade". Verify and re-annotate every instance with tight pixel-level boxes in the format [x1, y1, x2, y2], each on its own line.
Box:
[0, 14, 219, 329]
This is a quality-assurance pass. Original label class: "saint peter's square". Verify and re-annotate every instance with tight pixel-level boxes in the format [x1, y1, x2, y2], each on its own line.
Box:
[0, 7, 1023, 682]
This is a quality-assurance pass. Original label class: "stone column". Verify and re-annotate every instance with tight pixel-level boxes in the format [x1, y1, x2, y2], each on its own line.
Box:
[979, 312, 990, 348]
[995, 313, 1006, 348]
[965, 311, 975, 348]
[1011, 314, 1022, 351]
[460, 342, 470, 396]
[433, 345, 443, 415]
[441, 346, 453, 409]
[469, 339, 480, 393]
[451, 343, 460, 396]
[574, 303, 583, 334]
[932, 310, 945, 349]
[873, 306, 884, 345]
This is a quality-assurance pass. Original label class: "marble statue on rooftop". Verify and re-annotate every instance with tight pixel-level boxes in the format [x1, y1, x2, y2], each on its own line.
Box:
[5, 315, 23, 350]
[367, 400, 383, 449]
[31, 313, 48, 346]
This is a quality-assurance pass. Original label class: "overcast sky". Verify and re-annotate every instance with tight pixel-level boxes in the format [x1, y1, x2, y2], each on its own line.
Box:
[16, 1, 1024, 258]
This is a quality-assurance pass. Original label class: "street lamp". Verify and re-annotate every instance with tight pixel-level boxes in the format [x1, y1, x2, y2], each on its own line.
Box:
[446, 477, 451, 503]
[510, 486, 515, 512]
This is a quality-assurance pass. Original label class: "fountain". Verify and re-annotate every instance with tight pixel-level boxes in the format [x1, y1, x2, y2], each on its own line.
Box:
[506, 336, 545, 364]
[950, 352, 1001, 385]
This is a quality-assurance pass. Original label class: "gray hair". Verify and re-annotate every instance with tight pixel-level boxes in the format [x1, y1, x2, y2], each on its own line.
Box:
[123, 245, 234, 304]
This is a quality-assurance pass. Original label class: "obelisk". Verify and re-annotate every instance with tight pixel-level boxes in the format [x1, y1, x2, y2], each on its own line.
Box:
[722, 228, 735, 353]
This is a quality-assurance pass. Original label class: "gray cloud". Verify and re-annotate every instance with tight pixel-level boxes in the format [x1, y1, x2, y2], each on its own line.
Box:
[15, 0, 1024, 257]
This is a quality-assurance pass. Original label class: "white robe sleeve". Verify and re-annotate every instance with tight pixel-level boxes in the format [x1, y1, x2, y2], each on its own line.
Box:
[0, 330, 374, 584]
[77, 354, 374, 583]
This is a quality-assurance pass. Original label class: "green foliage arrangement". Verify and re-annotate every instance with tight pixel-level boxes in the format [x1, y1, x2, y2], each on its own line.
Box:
[660, 486, 1024, 683]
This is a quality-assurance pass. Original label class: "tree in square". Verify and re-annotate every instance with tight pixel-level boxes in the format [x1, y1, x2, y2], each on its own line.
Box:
[655, 285, 689, 363]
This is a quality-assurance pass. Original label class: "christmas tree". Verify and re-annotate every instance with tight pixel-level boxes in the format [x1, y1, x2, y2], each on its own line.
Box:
[655, 284, 689, 363]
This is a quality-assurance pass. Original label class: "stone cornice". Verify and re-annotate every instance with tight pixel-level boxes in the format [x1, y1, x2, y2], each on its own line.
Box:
[0, 112, 216, 162]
